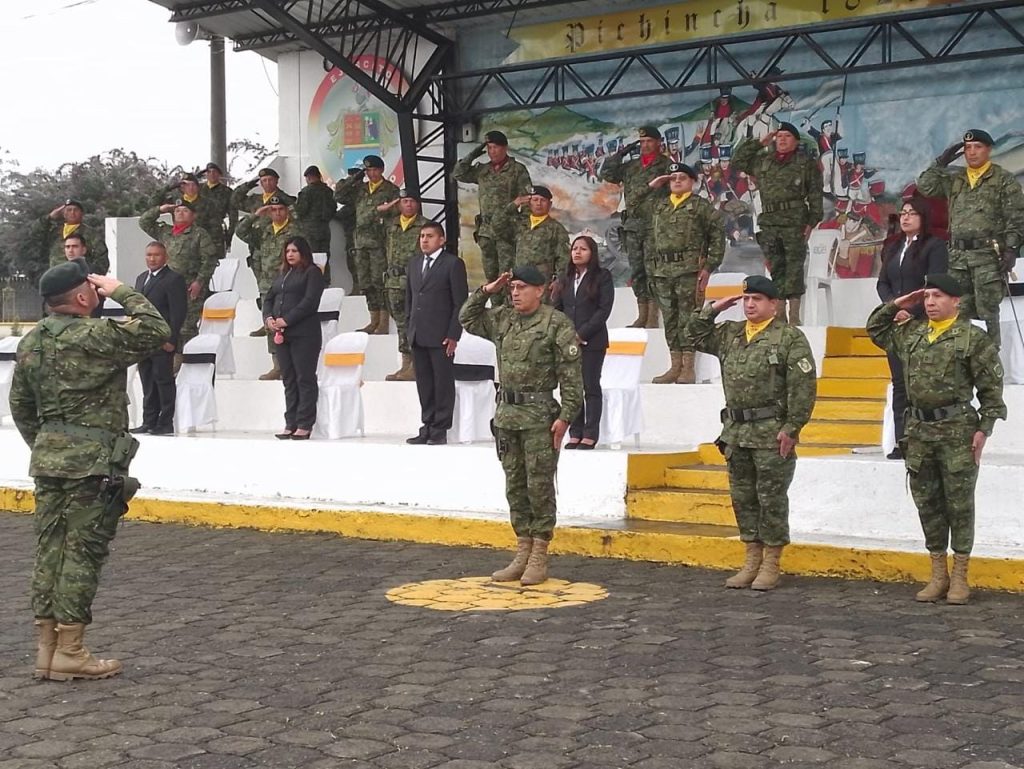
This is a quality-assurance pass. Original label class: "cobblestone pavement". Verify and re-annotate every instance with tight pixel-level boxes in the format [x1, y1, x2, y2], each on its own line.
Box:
[2, 512, 1023, 769]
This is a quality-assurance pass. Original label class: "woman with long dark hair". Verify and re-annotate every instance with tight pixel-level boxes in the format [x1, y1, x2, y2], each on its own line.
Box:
[263, 236, 326, 439]
[553, 235, 615, 449]
[876, 196, 949, 458]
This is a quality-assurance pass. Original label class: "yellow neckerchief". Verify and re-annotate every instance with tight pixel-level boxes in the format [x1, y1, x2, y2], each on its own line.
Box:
[529, 214, 549, 229]
[206, 180, 219, 189]
[927, 316, 956, 343]
[670, 191, 692, 209]
[399, 214, 418, 231]
[62, 223, 80, 238]
[183, 192, 199, 204]
[744, 316, 774, 343]
[368, 179, 382, 194]
[966, 161, 991, 189]
[262, 191, 275, 204]
[271, 217, 290, 235]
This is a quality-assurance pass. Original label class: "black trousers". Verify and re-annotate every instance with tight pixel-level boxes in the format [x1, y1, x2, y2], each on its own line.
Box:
[138, 350, 175, 429]
[569, 346, 606, 441]
[276, 332, 321, 430]
[887, 351, 907, 444]
[412, 344, 456, 439]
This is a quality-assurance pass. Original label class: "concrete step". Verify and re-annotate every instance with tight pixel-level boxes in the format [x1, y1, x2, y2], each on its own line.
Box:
[817, 377, 890, 399]
[825, 327, 884, 357]
[664, 464, 730, 491]
[811, 398, 886, 421]
[821, 356, 892, 379]
[627, 488, 736, 526]
[802, 419, 882, 446]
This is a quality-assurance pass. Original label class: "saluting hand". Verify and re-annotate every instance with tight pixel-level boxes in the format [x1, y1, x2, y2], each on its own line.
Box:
[894, 288, 925, 310]
[88, 274, 122, 297]
[760, 130, 778, 147]
[483, 272, 512, 295]
[711, 293, 743, 312]
[158, 203, 176, 214]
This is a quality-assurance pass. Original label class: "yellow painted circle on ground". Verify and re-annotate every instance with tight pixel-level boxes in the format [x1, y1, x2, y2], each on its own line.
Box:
[386, 576, 608, 612]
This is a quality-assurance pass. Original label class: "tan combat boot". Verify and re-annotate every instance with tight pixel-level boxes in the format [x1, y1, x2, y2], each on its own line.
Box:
[676, 352, 696, 384]
[788, 298, 802, 326]
[653, 351, 683, 384]
[373, 310, 391, 335]
[725, 543, 764, 588]
[33, 618, 57, 680]
[627, 299, 649, 328]
[645, 300, 661, 329]
[520, 538, 550, 586]
[358, 309, 378, 334]
[385, 354, 415, 382]
[49, 623, 122, 682]
[915, 552, 949, 602]
[751, 545, 783, 590]
[946, 554, 971, 604]
[258, 355, 282, 381]
[491, 537, 533, 581]
[774, 301, 788, 323]
[249, 325, 268, 337]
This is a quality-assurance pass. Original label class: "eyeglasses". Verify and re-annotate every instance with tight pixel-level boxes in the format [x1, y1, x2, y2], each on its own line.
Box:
[899, 210, 921, 217]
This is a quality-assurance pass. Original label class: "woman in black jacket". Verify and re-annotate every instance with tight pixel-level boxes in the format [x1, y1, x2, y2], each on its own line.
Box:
[553, 235, 615, 449]
[264, 236, 326, 440]
[876, 196, 949, 458]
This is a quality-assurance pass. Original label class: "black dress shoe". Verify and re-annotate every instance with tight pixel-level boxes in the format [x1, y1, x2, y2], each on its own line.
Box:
[886, 447, 904, 460]
[406, 434, 429, 444]
[129, 426, 152, 435]
[578, 442, 596, 451]
[149, 425, 174, 436]
[564, 441, 581, 450]
[275, 431, 294, 440]
[291, 431, 311, 441]
[426, 436, 447, 445]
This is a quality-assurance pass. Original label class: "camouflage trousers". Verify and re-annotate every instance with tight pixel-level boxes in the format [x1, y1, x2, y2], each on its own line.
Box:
[756, 226, 808, 299]
[725, 445, 795, 546]
[622, 228, 653, 300]
[385, 282, 410, 354]
[649, 272, 703, 352]
[354, 247, 386, 311]
[949, 251, 1006, 348]
[497, 426, 559, 541]
[180, 284, 210, 348]
[32, 476, 119, 624]
[479, 235, 516, 306]
[904, 438, 978, 554]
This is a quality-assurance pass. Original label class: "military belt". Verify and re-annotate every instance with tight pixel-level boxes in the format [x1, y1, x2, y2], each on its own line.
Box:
[499, 389, 554, 405]
[721, 406, 779, 423]
[385, 265, 406, 278]
[950, 237, 997, 251]
[654, 251, 688, 264]
[908, 402, 972, 422]
[761, 201, 804, 214]
[41, 421, 118, 446]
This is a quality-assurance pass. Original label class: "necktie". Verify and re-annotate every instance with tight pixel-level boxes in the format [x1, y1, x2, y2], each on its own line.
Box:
[144, 271, 156, 287]
[422, 255, 433, 276]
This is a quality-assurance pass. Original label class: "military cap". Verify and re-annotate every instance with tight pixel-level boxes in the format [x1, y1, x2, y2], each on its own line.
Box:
[362, 155, 385, 169]
[924, 273, 964, 297]
[266, 194, 287, 207]
[529, 185, 553, 200]
[853, 152, 866, 164]
[303, 165, 322, 178]
[837, 148, 849, 159]
[257, 167, 280, 179]
[173, 197, 195, 211]
[742, 275, 780, 299]
[484, 130, 508, 146]
[667, 162, 698, 180]
[205, 161, 223, 173]
[638, 125, 662, 140]
[510, 264, 546, 286]
[39, 259, 88, 298]
[963, 129, 993, 146]
[398, 187, 419, 200]
[181, 173, 199, 184]
[718, 87, 732, 97]
[777, 122, 800, 140]
[64, 198, 84, 210]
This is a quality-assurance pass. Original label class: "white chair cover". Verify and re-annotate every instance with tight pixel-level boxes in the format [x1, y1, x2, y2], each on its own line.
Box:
[198, 290, 240, 376]
[174, 334, 220, 433]
[209, 258, 241, 292]
[599, 328, 647, 448]
[0, 336, 20, 419]
[695, 272, 748, 382]
[450, 333, 497, 444]
[804, 230, 839, 326]
[318, 287, 346, 346]
[313, 332, 368, 439]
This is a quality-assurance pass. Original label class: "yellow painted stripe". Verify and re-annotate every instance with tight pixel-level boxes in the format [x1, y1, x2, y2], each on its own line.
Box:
[202, 308, 236, 320]
[663, 466, 730, 491]
[704, 285, 743, 299]
[607, 341, 646, 356]
[323, 352, 366, 366]
[628, 489, 736, 526]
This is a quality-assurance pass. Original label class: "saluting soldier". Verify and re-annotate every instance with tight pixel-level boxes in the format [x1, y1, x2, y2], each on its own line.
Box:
[916, 129, 1024, 349]
[295, 165, 337, 281]
[452, 130, 533, 287]
[460, 265, 583, 586]
[685, 276, 817, 591]
[648, 162, 725, 384]
[867, 274, 1006, 605]
[334, 155, 400, 334]
[732, 123, 823, 325]
[151, 173, 219, 241]
[379, 188, 429, 381]
[500, 185, 570, 297]
[230, 167, 296, 215]
[599, 125, 671, 328]
[198, 161, 236, 253]
[41, 199, 109, 274]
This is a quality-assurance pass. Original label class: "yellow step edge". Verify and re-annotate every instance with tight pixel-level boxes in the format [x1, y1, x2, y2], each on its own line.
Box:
[802, 420, 882, 445]
[825, 333, 885, 358]
[821, 357, 892, 379]
[697, 443, 727, 466]
[627, 489, 736, 526]
[812, 399, 886, 421]
[626, 451, 699, 488]
[818, 378, 890, 399]
[663, 465, 730, 491]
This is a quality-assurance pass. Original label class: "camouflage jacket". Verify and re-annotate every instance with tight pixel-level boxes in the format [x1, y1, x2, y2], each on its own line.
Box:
[501, 206, 571, 281]
[230, 182, 297, 215]
[138, 207, 219, 286]
[732, 140, 823, 228]
[917, 161, 1024, 254]
[460, 287, 583, 429]
[295, 181, 338, 242]
[866, 303, 1006, 441]
[198, 182, 237, 245]
[384, 214, 429, 290]
[235, 215, 304, 294]
[333, 176, 400, 249]
[9, 285, 170, 478]
[650, 194, 726, 277]
[598, 151, 671, 231]
[686, 306, 817, 448]
[452, 154, 532, 240]
[43, 219, 109, 275]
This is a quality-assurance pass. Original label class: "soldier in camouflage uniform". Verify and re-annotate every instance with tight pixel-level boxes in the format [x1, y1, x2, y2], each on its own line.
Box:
[732, 123, 823, 325]
[648, 162, 725, 384]
[460, 265, 583, 586]
[236, 195, 304, 380]
[41, 199, 109, 274]
[9, 262, 170, 680]
[599, 125, 671, 328]
[138, 198, 218, 351]
[198, 162, 236, 254]
[151, 174, 220, 242]
[916, 128, 1024, 349]
[453, 130, 533, 291]
[867, 273, 1006, 605]
[499, 185, 570, 297]
[685, 275, 817, 591]
[295, 165, 337, 282]
[337, 191, 359, 295]
[380, 188, 429, 381]
[334, 155, 400, 334]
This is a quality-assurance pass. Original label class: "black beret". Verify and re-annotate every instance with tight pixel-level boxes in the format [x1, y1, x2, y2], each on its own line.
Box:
[39, 260, 88, 298]
[266, 194, 287, 207]
[510, 264, 546, 286]
[399, 187, 419, 200]
[205, 161, 223, 173]
[257, 167, 280, 179]
[173, 197, 195, 211]
[363, 155, 385, 169]
[777, 122, 800, 140]
[529, 185, 552, 200]
[64, 198, 84, 210]
[924, 273, 964, 297]
[484, 130, 508, 146]
[303, 165, 322, 177]
[638, 125, 662, 140]
[963, 129, 993, 146]
[181, 173, 199, 184]
[667, 162, 698, 180]
[742, 275, 780, 299]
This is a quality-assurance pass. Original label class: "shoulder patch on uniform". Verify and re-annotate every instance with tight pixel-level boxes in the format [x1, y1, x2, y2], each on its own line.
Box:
[797, 358, 813, 374]
[568, 344, 580, 358]
[995, 362, 1004, 378]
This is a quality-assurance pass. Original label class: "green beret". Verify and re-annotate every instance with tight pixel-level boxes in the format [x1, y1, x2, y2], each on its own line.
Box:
[64, 198, 84, 210]
[924, 273, 963, 297]
[205, 161, 223, 173]
[778, 122, 801, 140]
[510, 264, 546, 286]
[529, 185, 552, 200]
[963, 129, 993, 146]
[484, 130, 508, 146]
[266, 194, 287, 207]
[181, 173, 199, 184]
[257, 167, 280, 179]
[638, 125, 662, 140]
[668, 162, 698, 180]
[39, 260, 88, 298]
[742, 275, 780, 299]
[303, 165, 321, 178]
[363, 155, 385, 169]
[399, 187, 419, 200]
[173, 197, 195, 212]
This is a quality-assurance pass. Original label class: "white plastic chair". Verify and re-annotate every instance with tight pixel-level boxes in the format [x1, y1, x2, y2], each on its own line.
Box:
[805, 230, 839, 326]
[449, 333, 497, 444]
[198, 290, 240, 376]
[318, 287, 346, 346]
[313, 332, 368, 439]
[599, 328, 647, 448]
[209, 258, 241, 292]
[0, 336, 20, 420]
[695, 272, 747, 383]
[174, 334, 220, 434]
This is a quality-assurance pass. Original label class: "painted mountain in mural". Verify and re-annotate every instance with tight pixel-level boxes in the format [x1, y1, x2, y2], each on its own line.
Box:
[486, 106, 618, 151]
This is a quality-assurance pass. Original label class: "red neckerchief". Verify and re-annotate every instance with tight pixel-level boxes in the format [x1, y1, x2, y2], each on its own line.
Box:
[171, 223, 190, 236]
[490, 156, 509, 171]
[640, 152, 659, 169]
[774, 150, 795, 163]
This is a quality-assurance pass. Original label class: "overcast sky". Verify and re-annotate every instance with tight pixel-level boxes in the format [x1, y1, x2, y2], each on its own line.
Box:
[1, 0, 279, 172]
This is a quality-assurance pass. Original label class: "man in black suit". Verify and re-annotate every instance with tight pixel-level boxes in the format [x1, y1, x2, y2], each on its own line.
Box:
[405, 223, 469, 445]
[130, 241, 188, 435]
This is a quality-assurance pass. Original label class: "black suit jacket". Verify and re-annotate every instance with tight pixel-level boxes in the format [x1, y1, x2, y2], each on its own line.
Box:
[406, 249, 469, 348]
[134, 266, 188, 349]
[554, 268, 615, 349]
[876, 235, 949, 318]
[263, 265, 326, 338]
